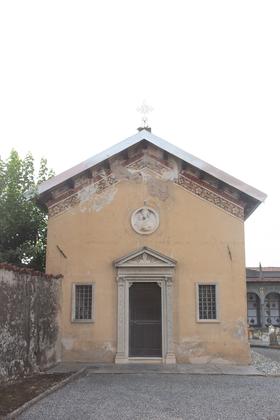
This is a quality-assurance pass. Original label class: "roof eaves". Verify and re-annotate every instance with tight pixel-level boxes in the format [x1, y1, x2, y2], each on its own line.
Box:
[37, 130, 267, 206]
[37, 130, 146, 195]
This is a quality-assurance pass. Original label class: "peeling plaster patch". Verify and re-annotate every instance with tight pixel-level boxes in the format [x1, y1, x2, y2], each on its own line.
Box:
[147, 177, 169, 201]
[124, 169, 143, 183]
[189, 355, 212, 364]
[78, 183, 97, 203]
[176, 339, 238, 364]
[78, 183, 118, 213]
[221, 319, 247, 341]
[102, 341, 116, 354]
[110, 160, 143, 183]
[233, 319, 247, 340]
[162, 157, 179, 181]
[130, 171, 143, 183]
[135, 169, 152, 183]
[92, 186, 118, 212]
[87, 342, 115, 362]
[61, 337, 75, 351]
[176, 338, 207, 362]
[110, 161, 132, 180]
[110, 161, 143, 182]
[122, 168, 143, 183]
[65, 342, 116, 363]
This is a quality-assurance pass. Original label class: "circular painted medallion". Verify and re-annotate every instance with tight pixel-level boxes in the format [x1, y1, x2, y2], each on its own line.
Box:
[131, 207, 159, 235]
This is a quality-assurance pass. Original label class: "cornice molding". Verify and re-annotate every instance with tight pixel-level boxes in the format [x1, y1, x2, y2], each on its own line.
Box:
[47, 153, 244, 220]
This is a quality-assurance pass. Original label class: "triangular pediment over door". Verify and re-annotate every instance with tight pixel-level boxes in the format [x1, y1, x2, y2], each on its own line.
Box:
[114, 246, 176, 269]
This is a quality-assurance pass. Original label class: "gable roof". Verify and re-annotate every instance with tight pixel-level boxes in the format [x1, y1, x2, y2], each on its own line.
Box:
[37, 129, 266, 218]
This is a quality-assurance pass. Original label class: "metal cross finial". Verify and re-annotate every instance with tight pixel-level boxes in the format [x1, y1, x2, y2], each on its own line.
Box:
[137, 100, 153, 128]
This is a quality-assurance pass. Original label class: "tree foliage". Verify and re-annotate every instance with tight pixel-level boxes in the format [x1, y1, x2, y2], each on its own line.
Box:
[0, 150, 54, 271]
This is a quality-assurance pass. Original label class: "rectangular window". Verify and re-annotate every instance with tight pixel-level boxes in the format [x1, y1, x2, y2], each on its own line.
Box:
[72, 284, 94, 322]
[197, 284, 218, 321]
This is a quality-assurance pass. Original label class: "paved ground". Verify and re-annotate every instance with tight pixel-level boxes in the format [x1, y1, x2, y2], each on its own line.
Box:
[49, 361, 261, 376]
[19, 373, 280, 420]
[254, 347, 280, 363]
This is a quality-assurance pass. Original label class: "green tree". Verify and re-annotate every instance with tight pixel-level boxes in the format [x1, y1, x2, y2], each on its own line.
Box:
[0, 150, 54, 271]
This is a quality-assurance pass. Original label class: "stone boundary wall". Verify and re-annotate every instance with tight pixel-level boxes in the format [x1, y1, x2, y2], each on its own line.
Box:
[0, 264, 62, 383]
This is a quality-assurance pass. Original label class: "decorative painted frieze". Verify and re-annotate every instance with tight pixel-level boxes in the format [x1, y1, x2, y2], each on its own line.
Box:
[47, 151, 244, 220]
[94, 173, 118, 193]
[49, 194, 80, 217]
[175, 173, 244, 220]
[128, 156, 170, 177]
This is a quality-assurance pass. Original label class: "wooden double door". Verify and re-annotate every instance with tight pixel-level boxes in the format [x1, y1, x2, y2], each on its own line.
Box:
[129, 282, 162, 357]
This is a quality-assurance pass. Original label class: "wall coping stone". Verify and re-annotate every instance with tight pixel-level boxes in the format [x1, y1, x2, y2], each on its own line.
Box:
[0, 263, 63, 280]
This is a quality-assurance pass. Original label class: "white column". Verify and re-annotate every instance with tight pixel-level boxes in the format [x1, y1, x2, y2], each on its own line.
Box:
[115, 277, 127, 364]
[165, 277, 176, 364]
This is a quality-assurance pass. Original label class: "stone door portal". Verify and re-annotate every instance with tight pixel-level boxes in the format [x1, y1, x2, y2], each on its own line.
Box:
[114, 247, 177, 364]
[129, 282, 162, 357]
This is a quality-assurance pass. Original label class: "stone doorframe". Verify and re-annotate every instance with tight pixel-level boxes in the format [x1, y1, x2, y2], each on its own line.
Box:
[113, 247, 177, 364]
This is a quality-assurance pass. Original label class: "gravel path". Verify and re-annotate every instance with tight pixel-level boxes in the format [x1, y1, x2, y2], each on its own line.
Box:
[252, 349, 280, 375]
[253, 347, 280, 363]
[19, 373, 280, 420]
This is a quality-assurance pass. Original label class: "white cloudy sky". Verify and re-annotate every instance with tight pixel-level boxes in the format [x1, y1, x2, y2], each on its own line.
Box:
[0, 1, 279, 266]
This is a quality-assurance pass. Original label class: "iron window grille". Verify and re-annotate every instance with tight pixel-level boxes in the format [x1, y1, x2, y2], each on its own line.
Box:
[198, 284, 217, 320]
[74, 284, 93, 321]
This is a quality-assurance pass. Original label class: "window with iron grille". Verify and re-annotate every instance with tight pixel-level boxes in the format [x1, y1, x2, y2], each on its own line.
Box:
[73, 284, 94, 321]
[198, 284, 217, 320]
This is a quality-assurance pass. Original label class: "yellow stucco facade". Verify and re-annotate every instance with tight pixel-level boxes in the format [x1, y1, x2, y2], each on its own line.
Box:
[46, 169, 251, 364]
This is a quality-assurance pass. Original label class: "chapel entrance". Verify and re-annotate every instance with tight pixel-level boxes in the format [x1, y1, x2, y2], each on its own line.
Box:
[129, 282, 162, 357]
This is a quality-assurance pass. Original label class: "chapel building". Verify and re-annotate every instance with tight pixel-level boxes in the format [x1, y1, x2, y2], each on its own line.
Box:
[38, 129, 266, 364]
